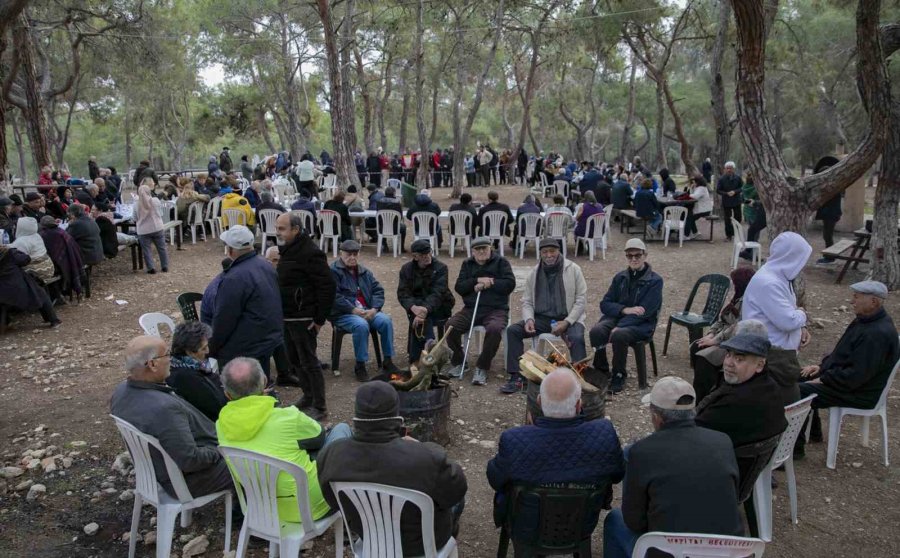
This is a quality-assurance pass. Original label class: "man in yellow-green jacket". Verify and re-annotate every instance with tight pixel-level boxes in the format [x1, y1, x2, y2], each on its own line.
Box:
[216, 357, 351, 523]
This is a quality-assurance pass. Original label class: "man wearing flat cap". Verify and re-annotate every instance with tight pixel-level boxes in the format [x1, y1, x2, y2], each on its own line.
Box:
[794, 280, 899, 457]
[502, 239, 587, 393]
[397, 239, 455, 367]
[445, 236, 517, 386]
[317, 382, 468, 555]
[330, 239, 400, 381]
[603, 376, 743, 558]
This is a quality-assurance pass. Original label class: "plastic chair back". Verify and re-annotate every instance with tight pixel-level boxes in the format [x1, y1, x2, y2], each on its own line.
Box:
[874, 350, 900, 412]
[732, 217, 746, 243]
[318, 209, 342, 236]
[663, 206, 688, 224]
[632, 532, 766, 558]
[323, 174, 338, 189]
[377, 210, 402, 237]
[331, 481, 456, 558]
[553, 180, 570, 200]
[206, 197, 222, 221]
[158, 201, 176, 223]
[187, 202, 204, 227]
[544, 212, 571, 238]
[772, 395, 816, 468]
[735, 434, 781, 504]
[291, 210, 316, 234]
[139, 312, 177, 338]
[448, 211, 472, 236]
[258, 208, 284, 235]
[223, 208, 247, 228]
[517, 213, 542, 239]
[176, 292, 203, 322]
[387, 178, 402, 190]
[584, 213, 607, 240]
[483, 211, 508, 238]
[412, 212, 439, 237]
[680, 273, 731, 321]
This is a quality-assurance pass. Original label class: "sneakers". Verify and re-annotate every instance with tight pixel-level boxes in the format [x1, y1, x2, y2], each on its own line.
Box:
[354, 361, 369, 382]
[499, 377, 524, 394]
[446, 364, 465, 379]
[816, 257, 836, 265]
[382, 358, 400, 375]
[608, 373, 625, 394]
[471, 368, 488, 386]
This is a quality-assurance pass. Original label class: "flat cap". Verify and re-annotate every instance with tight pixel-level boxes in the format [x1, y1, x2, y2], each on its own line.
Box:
[410, 239, 431, 254]
[539, 238, 561, 251]
[850, 280, 888, 299]
[472, 236, 492, 248]
[340, 239, 361, 252]
[720, 332, 771, 357]
[0, 197, 11, 208]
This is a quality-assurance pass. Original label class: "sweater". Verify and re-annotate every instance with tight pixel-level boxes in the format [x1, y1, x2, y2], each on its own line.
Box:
[521, 259, 587, 325]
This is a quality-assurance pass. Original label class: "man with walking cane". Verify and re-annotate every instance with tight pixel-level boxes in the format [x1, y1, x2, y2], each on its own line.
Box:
[445, 236, 516, 386]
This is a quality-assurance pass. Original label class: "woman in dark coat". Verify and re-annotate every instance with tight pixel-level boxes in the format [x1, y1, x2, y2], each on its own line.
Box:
[39, 216, 84, 298]
[166, 321, 227, 422]
[0, 246, 61, 328]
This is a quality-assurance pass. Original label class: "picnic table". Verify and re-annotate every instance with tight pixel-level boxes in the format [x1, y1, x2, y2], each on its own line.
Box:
[825, 229, 871, 284]
[11, 183, 86, 198]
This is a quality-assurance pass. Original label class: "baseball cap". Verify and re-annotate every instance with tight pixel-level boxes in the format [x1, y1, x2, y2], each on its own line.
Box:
[624, 238, 647, 252]
[641, 376, 696, 410]
[220, 225, 255, 249]
[719, 332, 771, 357]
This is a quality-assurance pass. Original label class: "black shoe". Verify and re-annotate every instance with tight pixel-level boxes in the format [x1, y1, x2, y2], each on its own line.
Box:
[294, 394, 313, 409]
[161, 267, 169, 273]
[382, 358, 400, 375]
[276, 374, 303, 388]
[302, 407, 328, 421]
[608, 374, 625, 394]
[354, 362, 369, 382]
[319, 361, 330, 371]
[147, 269, 157, 275]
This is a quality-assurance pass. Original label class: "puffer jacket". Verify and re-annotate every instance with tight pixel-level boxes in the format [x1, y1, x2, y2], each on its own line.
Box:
[277, 232, 335, 323]
[330, 258, 385, 319]
[220, 193, 256, 227]
[600, 264, 663, 339]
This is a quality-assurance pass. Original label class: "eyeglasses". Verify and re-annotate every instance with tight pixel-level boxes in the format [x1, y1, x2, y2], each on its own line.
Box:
[148, 351, 171, 363]
[625, 252, 645, 260]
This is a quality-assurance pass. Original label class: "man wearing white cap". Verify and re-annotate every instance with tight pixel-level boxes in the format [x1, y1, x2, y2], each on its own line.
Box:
[795, 280, 899, 457]
[207, 225, 284, 381]
[602, 376, 743, 558]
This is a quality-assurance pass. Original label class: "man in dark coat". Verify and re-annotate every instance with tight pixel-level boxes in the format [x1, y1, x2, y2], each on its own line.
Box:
[796, 281, 899, 455]
[397, 239, 455, 365]
[207, 226, 284, 381]
[133, 160, 158, 186]
[701, 157, 713, 183]
[39, 216, 83, 297]
[489, 369, 624, 540]
[317, 382, 467, 556]
[445, 237, 516, 386]
[276, 213, 336, 421]
[65, 204, 105, 266]
[610, 174, 633, 210]
[22, 192, 46, 220]
[88, 156, 100, 181]
[477, 190, 514, 237]
[406, 191, 442, 248]
[589, 238, 663, 394]
[219, 147, 233, 174]
[813, 156, 843, 264]
[716, 161, 744, 240]
[0, 246, 61, 327]
[603, 377, 743, 558]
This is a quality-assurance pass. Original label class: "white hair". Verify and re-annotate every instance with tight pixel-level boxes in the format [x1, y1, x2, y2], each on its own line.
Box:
[539, 368, 582, 418]
[724, 161, 736, 169]
[124, 345, 159, 374]
[221, 357, 267, 399]
[735, 319, 768, 337]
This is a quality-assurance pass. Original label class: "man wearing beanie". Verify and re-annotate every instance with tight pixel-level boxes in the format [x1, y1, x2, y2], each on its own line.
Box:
[317, 382, 468, 555]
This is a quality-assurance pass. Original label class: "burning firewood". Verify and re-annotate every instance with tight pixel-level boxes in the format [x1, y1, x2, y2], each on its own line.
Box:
[518, 349, 600, 393]
[391, 327, 454, 392]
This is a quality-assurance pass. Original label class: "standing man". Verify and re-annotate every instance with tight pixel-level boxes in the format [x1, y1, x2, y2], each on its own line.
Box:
[589, 239, 663, 394]
[329, 240, 400, 381]
[716, 161, 743, 241]
[276, 213, 336, 421]
[813, 156, 842, 265]
[503, 240, 587, 394]
[742, 231, 812, 406]
[208, 225, 283, 381]
[219, 146, 233, 174]
[445, 236, 516, 386]
[397, 239, 455, 366]
[701, 157, 713, 184]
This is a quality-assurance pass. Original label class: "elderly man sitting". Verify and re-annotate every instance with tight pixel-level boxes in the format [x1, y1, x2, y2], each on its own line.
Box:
[487, 369, 624, 542]
[397, 239, 455, 366]
[503, 240, 587, 394]
[110, 336, 233, 498]
[216, 358, 351, 523]
[795, 280, 900, 457]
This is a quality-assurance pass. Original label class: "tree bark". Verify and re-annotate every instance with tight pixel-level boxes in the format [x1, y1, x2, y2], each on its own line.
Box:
[654, 85, 666, 168]
[11, 112, 28, 180]
[0, 0, 30, 188]
[398, 61, 411, 152]
[354, 46, 375, 154]
[11, 13, 52, 173]
[377, 48, 394, 151]
[256, 109, 277, 153]
[339, 0, 358, 153]
[619, 59, 637, 164]
[709, 0, 732, 177]
[414, 0, 430, 187]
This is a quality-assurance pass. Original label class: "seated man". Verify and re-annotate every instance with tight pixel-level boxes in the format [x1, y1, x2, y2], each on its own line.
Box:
[503, 240, 587, 394]
[795, 281, 899, 456]
[375, 185, 407, 251]
[216, 358, 350, 523]
[317, 381, 467, 555]
[290, 190, 317, 221]
[603, 377, 743, 558]
[477, 190, 513, 238]
[445, 236, 516, 386]
[220, 190, 257, 231]
[397, 239, 455, 366]
[406, 190, 443, 248]
[65, 203, 105, 266]
[589, 239, 663, 394]
[488, 369, 624, 539]
[110, 335, 232, 498]
[329, 240, 400, 381]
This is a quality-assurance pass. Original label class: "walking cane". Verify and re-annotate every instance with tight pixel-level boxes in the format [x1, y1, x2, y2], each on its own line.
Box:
[459, 290, 482, 381]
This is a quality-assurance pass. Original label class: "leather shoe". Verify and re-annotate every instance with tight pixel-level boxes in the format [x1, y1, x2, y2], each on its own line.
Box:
[276, 374, 303, 388]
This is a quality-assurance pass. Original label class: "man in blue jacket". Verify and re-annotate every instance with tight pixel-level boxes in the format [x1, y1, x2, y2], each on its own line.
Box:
[207, 226, 284, 382]
[330, 240, 400, 381]
[589, 238, 663, 394]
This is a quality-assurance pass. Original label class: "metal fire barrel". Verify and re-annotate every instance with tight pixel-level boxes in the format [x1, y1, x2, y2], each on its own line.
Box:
[524, 367, 609, 424]
[397, 384, 452, 445]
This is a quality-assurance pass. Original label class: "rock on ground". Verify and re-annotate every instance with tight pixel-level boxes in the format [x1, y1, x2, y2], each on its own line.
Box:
[26, 483, 46, 501]
[181, 534, 209, 557]
[83, 522, 100, 536]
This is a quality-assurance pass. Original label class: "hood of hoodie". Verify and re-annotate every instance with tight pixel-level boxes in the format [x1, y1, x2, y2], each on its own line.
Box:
[16, 216, 38, 237]
[763, 231, 812, 281]
[217, 395, 276, 441]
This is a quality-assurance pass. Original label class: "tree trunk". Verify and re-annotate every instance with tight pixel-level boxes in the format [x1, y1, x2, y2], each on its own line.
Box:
[654, 84, 666, 168]
[398, 61, 411, 152]
[12, 13, 52, 173]
[661, 76, 697, 176]
[414, 0, 430, 187]
[339, 0, 358, 154]
[256, 109, 276, 153]
[11, 112, 28, 180]
[428, 78, 439, 148]
[0, 0, 30, 189]
[354, 47, 375, 154]
[709, 0, 732, 177]
[619, 60, 637, 164]
[501, 91, 514, 148]
[377, 49, 394, 151]
[511, 30, 542, 173]
[278, 12, 304, 158]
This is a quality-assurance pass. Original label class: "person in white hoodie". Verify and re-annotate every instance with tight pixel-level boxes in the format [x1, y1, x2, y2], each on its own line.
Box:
[741, 231, 812, 405]
[9, 216, 56, 283]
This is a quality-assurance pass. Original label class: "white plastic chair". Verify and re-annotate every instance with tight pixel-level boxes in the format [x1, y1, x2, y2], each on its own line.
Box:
[531, 333, 564, 356]
[543, 212, 572, 258]
[318, 210, 342, 257]
[111, 416, 232, 558]
[219, 447, 343, 558]
[185, 202, 206, 244]
[223, 208, 247, 231]
[827, 345, 900, 469]
[386, 178, 402, 190]
[323, 174, 338, 190]
[632, 532, 765, 558]
[376, 210, 403, 257]
[516, 213, 542, 260]
[259, 208, 284, 247]
[462, 324, 509, 369]
[292, 210, 316, 236]
[411, 212, 439, 255]
[330, 482, 458, 558]
[275, 179, 297, 205]
[663, 206, 688, 248]
[481, 211, 508, 256]
[158, 201, 180, 245]
[752, 395, 816, 542]
[731, 218, 761, 269]
[553, 180, 570, 203]
[539, 173, 552, 197]
[205, 197, 223, 238]
[139, 312, 177, 338]
[447, 211, 472, 258]
[574, 212, 608, 261]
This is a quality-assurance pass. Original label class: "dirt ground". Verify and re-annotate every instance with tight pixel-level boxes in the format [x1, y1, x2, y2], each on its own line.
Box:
[0, 184, 897, 558]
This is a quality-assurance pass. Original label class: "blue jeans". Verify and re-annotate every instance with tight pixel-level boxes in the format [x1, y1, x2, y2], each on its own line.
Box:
[603, 509, 640, 558]
[334, 312, 395, 362]
[309, 423, 353, 461]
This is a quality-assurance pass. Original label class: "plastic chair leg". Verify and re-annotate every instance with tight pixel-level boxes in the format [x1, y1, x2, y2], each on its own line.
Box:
[633, 344, 648, 389]
[785, 457, 798, 524]
[827, 409, 843, 469]
[649, 339, 659, 376]
[333, 520, 344, 558]
[224, 493, 232, 553]
[128, 493, 142, 558]
[861, 416, 871, 447]
[881, 411, 890, 466]
[155, 505, 179, 558]
[662, 317, 673, 356]
[280, 538, 301, 557]
[268, 541, 278, 558]
[181, 508, 192, 528]
[235, 524, 251, 558]
[753, 466, 773, 542]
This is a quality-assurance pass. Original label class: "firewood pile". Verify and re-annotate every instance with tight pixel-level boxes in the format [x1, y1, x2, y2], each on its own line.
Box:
[390, 327, 454, 392]
[519, 349, 601, 393]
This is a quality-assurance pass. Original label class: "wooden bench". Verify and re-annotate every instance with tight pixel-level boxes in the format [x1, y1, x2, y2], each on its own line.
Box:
[704, 214, 721, 241]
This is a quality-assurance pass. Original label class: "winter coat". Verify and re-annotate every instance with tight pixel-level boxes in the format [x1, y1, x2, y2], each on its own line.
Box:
[208, 251, 283, 361]
[611, 180, 633, 209]
[0, 211, 14, 242]
[815, 193, 843, 222]
[455, 252, 516, 317]
[600, 264, 663, 339]
[0, 247, 51, 311]
[696, 372, 789, 449]
[477, 201, 514, 236]
[716, 173, 744, 208]
[217, 395, 329, 522]
[633, 189, 659, 220]
[397, 258, 455, 320]
[240, 161, 253, 182]
[690, 185, 714, 215]
[219, 151, 233, 173]
[330, 259, 386, 319]
[741, 181, 759, 223]
[95, 216, 120, 259]
[9, 217, 55, 282]
[40, 225, 83, 295]
[243, 187, 261, 209]
[448, 203, 477, 235]
[574, 203, 604, 238]
[521, 258, 587, 325]
[277, 232, 335, 323]
[65, 215, 105, 266]
[133, 164, 158, 186]
[220, 193, 256, 227]
[134, 185, 164, 235]
[406, 194, 441, 222]
[166, 355, 228, 422]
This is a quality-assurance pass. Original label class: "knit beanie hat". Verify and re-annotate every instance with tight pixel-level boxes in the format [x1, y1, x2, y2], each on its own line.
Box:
[354, 381, 400, 421]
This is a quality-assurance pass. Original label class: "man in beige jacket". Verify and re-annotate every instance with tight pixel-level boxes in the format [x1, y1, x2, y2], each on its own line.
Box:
[502, 239, 587, 393]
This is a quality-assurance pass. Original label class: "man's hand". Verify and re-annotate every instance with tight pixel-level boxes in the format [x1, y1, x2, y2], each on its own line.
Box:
[696, 333, 717, 348]
[524, 319, 536, 334]
[623, 306, 645, 316]
[411, 305, 428, 319]
[800, 365, 821, 379]
[412, 315, 425, 329]
[727, 191, 736, 197]
[800, 327, 811, 348]
[308, 322, 321, 333]
[551, 320, 569, 336]
[364, 308, 378, 321]
[477, 277, 494, 288]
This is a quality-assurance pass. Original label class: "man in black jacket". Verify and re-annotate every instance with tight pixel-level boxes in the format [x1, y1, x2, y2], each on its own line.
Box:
[716, 161, 743, 240]
[219, 147, 233, 174]
[445, 237, 516, 386]
[397, 239, 455, 366]
[477, 190, 513, 238]
[795, 281, 899, 455]
[276, 213, 336, 421]
[65, 204, 105, 266]
[603, 376, 743, 558]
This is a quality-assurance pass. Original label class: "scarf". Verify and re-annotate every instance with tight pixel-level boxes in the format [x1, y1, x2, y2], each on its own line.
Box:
[534, 256, 567, 319]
